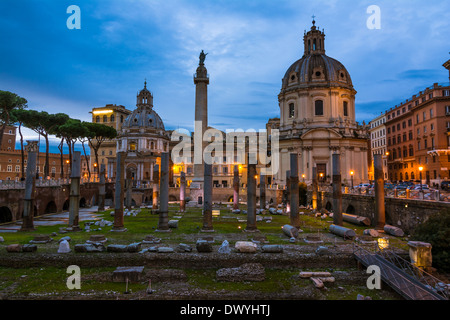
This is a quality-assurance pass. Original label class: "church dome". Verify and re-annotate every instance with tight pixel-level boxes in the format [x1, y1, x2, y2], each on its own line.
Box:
[281, 20, 354, 93]
[122, 81, 165, 131]
[122, 107, 165, 131]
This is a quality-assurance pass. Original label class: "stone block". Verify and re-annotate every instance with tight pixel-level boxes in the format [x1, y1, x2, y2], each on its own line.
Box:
[127, 243, 142, 253]
[112, 266, 145, 283]
[107, 245, 128, 253]
[261, 245, 283, 253]
[6, 244, 22, 253]
[196, 240, 213, 253]
[216, 263, 265, 282]
[235, 241, 257, 253]
[22, 244, 38, 252]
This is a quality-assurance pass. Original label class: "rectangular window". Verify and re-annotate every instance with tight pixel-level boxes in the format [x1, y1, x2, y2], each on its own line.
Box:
[7, 165, 12, 172]
[289, 103, 295, 118]
[430, 109, 434, 118]
[446, 106, 450, 115]
[423, 112, 426, 121]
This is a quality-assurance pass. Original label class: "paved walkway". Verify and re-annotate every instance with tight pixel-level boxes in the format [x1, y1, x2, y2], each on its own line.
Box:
[0, 207, 104, 233]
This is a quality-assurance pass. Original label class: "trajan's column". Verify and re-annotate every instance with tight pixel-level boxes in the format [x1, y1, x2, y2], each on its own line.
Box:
[191, 50, 209, 204]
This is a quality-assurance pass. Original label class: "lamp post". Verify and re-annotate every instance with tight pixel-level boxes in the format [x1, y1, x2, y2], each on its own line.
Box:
[302, 174, 305, 183]
[350, 170, 354, 189]
[419, 166, 424, 191]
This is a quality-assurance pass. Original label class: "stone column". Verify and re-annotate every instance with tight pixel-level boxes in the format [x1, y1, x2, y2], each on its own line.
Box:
[202, 162, 214, 232]
[312, 167, 318, 210]
[285, 170, 291, 210]
[113, 151, 127, 232]
[192, 54, 209, 187]
[259, 172, 266, 211]
[332, 154, 343, 226]
[374, 154, 385, 229]
[152, 164, 159, 210]
[68, 151, 81, 231]
[180, 171, 186, 212]
[156, 153, 170, 232]
[125, 167, 132, 210]
[246, 162, 258, 232]
[20, 141, 38, 231]
[98, 164, 106, 211]
[290, 154, 300, 228]
[233, 165, 240, 210]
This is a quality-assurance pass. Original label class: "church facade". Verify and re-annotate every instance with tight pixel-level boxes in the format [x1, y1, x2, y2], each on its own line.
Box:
[107, 82, 170, 186]
[275, 20, 369, 186]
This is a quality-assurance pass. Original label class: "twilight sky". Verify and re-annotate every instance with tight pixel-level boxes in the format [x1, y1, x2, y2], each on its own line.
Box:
[0, 0, 449, 153]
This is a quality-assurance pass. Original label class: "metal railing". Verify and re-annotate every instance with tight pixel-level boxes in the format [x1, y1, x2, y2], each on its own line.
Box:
[312, 185, 450, 202]
[353, 244, 448, 300]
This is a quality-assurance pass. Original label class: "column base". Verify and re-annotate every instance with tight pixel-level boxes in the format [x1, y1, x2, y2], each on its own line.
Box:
[67, 226, 82, 232]
[111, 227, 128, 232]
[155, 229, 171, 233]
[244, 228, 260, 233]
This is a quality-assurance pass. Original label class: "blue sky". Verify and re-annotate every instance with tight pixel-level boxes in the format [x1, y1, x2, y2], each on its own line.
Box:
[1, 0, 449, 153]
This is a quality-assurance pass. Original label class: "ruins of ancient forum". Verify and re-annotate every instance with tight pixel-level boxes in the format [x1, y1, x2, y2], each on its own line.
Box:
[0, 20, 449, 301]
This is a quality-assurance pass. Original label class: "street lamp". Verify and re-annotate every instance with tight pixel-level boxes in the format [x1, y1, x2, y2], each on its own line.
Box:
[419, 166, 424, 191]
[302, 174, 305, 183]
[350, 170, 354, 189]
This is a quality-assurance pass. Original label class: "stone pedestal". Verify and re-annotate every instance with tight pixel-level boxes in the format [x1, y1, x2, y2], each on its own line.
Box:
[408, 241, 432, 269]
[68, 151, 81, 231]
[20, 141, 38, 232]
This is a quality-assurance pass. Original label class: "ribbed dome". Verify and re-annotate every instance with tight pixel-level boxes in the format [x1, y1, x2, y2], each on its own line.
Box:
[281, 54, 353, 91]
[122, 107, 165, 131]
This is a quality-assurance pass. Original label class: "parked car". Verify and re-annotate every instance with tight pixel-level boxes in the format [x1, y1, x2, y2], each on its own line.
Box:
[357, 183, 371, 188]
[413, 184, 429, 190]
[441, 181, 450, 191]
[384, 183, 395, 190]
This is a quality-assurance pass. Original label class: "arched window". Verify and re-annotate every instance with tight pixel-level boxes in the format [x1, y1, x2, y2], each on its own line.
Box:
[313, 39, 316, 51]
[95, 116, 100, 123]
[343, 101, 348, 117]
[405, 172, 409, 181]
[315, 100, 324, 116]
[409, 145, 414, 157]
[120, 115, 124, 123]
[110, 114, 115, 122]
[103, 115, 108, 123]
[289, 103, 295, 118]
[411, 172, 415, 180]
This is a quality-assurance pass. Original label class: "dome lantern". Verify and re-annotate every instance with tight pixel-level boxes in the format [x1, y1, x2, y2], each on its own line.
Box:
[303, 18, 326, 56]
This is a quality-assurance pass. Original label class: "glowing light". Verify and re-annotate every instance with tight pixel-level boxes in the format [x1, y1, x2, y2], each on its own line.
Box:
[418, 166, 424, 172]
[92, 110, 114, 115]
[350, 171, 354, 176]
[377, 237, 389, 250]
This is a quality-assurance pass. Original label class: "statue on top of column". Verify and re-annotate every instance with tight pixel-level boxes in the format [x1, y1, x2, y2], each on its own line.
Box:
[199, 50, 208, 65]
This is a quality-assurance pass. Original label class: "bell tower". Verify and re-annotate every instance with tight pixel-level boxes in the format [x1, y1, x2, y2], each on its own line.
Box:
[303, 17, 326, 56]
[137, 80, 153, 109]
